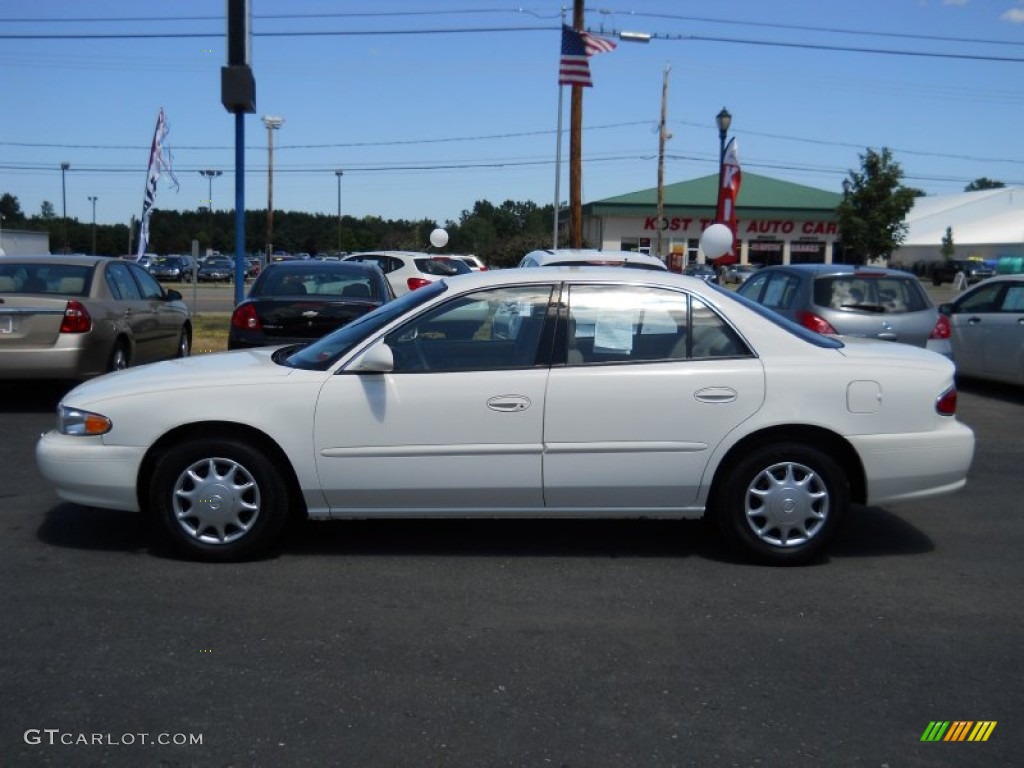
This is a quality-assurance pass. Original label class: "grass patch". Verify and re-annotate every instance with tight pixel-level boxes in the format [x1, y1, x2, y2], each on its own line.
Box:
[191, 314, 230, 355]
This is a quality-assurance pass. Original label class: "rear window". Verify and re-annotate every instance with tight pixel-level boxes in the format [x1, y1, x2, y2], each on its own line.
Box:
[0, 263, 92, 296]
[813, 274, 930, 314]
[415, 258, 471, 276]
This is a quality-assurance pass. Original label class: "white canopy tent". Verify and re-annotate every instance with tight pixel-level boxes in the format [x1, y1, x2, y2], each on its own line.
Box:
[895, 186, 1024, 265]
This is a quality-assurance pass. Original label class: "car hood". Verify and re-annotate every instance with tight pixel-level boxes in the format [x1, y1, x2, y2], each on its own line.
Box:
[61, 348, 297, 407]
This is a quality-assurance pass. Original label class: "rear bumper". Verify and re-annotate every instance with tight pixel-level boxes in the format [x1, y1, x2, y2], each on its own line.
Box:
[849, 421, 975, 505]
[0, 343, 105, 380]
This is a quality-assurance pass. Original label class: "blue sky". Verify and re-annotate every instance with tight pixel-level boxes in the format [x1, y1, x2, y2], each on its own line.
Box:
[1, 0, 1022, 229]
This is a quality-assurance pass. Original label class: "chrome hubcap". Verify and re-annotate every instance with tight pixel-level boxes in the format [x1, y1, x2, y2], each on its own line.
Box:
[171, 457, 260, 545]
[744, 461, 828, 548]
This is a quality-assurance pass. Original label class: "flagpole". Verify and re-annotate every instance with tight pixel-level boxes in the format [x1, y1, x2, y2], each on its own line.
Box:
[553, 83, 564, 251]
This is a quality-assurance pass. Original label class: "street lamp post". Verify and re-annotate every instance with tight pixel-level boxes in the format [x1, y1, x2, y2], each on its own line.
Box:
[262, 116, 284, 261]
[87, 195, 98, 255]
[199, 170, 222, 252]
[715, 107, 732, 223]
[335, 169, 344, 253]
[60, 161, 70, 253]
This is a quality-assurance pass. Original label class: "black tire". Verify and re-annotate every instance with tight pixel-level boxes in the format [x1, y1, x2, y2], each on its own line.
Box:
[714, 443, 848, 566]
[149, 438, 292, 562]
[108, 340, 129, 372]
[176, 327, 191, 358]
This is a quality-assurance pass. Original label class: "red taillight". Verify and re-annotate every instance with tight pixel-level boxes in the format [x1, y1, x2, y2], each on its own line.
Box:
[796, 311, 838, 335]
[230, 303, 262, 331]
[936, 387, 958, 416]
[407, 277, 432, 291]
[60, 300, 91, 333]
[930, 313, 951, 340]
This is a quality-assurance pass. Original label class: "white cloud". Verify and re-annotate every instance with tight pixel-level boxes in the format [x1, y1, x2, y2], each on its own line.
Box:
[1001, 8, 1024, 23]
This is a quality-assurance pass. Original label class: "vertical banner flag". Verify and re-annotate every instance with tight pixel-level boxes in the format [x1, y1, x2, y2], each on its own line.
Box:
[136, 108, 180, 257]
[559, 25, 616, 87]
[716, 137, 742, 245]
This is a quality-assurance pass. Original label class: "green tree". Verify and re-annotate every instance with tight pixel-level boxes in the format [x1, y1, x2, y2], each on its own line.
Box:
[964, 177, 1005, 192]
[1, 192, 25, 223]
[39, 200, 56, 219]
[836, 147, 917, 263]
[940, 226, 955, 262]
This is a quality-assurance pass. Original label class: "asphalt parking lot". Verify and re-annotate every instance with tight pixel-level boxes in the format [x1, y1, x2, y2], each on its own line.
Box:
[0, 373, 1021, 767]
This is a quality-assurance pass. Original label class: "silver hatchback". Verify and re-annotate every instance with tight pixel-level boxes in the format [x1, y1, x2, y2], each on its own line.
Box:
[736, 264, 951, 356]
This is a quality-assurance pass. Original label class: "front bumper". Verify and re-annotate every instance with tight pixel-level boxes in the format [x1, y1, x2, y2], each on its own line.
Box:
[36, 431, 145, 511]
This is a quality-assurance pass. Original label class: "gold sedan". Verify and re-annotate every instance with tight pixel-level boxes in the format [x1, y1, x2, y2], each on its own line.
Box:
[0, 254, 191, 380]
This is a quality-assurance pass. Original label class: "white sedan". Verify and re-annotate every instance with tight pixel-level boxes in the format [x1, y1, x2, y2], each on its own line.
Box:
[36, 268, 975, 565]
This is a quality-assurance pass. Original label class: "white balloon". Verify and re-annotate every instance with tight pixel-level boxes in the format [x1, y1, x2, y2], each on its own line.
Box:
[429, 228, 449, 248]
[699, 224, 734, 259]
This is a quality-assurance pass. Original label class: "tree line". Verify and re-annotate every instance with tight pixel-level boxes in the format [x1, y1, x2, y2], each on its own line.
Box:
[0, 193, 559, 269]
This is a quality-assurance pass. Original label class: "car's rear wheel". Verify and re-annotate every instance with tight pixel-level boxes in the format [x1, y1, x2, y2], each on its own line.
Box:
[715, 443, 848, 565]
[177, 327, 191, 358]
[108, 341, 129, 372]
[149, 438, 291, 562]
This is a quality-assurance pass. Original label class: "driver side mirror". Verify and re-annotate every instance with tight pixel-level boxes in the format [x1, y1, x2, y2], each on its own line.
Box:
[938, 302, 953, 316]
[166, 288, 183, 301]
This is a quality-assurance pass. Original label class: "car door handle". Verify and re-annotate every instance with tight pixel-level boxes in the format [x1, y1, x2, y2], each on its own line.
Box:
[967, 317, 983, 325]
[486, 395, 532, 412]
[694, 387, 738, 404]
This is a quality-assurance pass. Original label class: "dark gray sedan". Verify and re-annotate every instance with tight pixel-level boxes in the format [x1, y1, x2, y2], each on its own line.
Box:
[940, 275, 1024, 386]
[0, 254, 191, 380]
[736, 263, 952, 356]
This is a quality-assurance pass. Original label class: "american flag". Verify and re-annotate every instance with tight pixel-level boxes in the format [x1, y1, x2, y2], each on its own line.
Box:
[559, 25, 616, 87]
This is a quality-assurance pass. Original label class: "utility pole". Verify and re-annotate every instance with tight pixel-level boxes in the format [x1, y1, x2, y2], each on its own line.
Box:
[655, 65, 671, 263]
[569, 0, 584, 248]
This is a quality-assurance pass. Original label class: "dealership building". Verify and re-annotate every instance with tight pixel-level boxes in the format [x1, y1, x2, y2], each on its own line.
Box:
[581, 172, 845, 270]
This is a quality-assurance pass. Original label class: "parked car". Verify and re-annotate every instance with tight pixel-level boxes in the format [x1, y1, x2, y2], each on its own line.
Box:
[939, 275, 1024, 386]
[149, 255, 192, 282]
[196, 257, 235, 283]
[737, 264, 951, 356]
[683, 263, 718, 284]
[724, 263, 762, 285]
[450, 254, 487, 271]
[0, 254, 190, 380]
[930, 259, 995, 287]
[228, 261, 394, 349]
[518, 248, 667, 270]
[36, 268, 973, 565]
[342, 251, 471, 296]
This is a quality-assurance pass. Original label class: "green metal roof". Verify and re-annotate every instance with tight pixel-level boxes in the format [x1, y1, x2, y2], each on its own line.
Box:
[584, 172, 843, 219]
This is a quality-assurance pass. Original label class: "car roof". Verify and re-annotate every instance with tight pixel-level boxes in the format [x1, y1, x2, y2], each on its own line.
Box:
[345, 251, 436, 259]
[753, 263, 914, 278]
[262, 260, 381, 275]
[523, 249, 667, 269]
[0, 254, 107, 267]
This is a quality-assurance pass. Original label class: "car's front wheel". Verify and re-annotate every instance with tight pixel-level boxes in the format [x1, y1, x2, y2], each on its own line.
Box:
[149, 438, 292, 561]
[714, 443, 848, 565]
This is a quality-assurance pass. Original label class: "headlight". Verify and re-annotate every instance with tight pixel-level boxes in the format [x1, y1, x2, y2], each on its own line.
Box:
[57, 404, 112, 436]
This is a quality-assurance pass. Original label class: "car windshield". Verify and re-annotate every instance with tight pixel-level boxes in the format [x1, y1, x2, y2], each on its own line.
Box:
[715, 285, 845, 348]
[0, 263, 93, 296]
[281, 280, 447, 370]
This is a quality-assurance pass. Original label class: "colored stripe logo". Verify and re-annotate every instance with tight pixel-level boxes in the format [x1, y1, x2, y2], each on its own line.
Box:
[921, 721, 997, 742]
